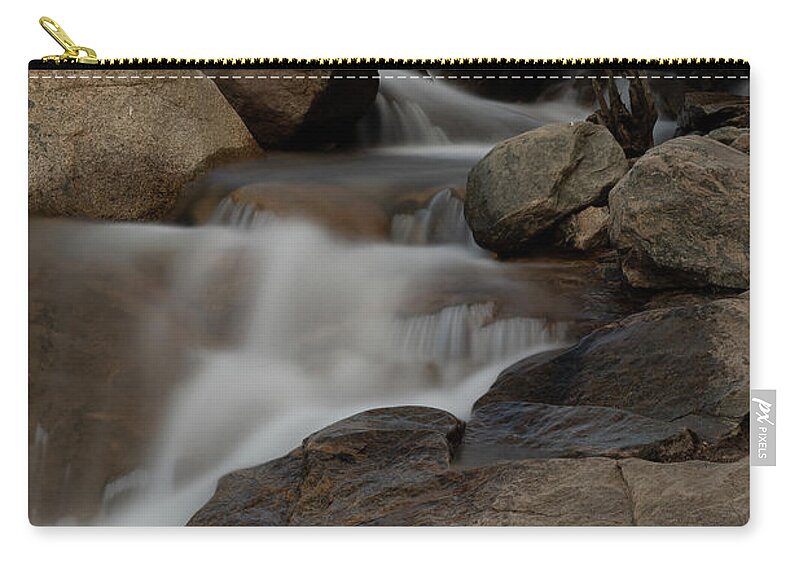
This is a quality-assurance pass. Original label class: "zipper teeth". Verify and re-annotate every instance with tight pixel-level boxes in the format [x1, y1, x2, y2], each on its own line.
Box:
[31, 57, 749, 69]
[105, 57, 748, 67]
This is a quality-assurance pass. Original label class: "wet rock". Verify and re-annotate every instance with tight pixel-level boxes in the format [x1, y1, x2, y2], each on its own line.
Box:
[553, 206, 610, 251]
[461, 402, 700, 465]
[474, 297, 749, 447]
[185, 449, 305, 526]
[465, 122, 628, 256]
[609, 136, 749, 289]
[678, 92, 750, 132]
[210, 70, 379, 149]
[28, 72, 261, 221]
[190, 405, 748, 526]
[620, 458, 749, 525]
[189, 406, 464, 526]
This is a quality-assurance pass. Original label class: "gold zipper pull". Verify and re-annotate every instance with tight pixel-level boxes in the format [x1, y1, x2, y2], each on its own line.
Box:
[39, 16, 98, 64]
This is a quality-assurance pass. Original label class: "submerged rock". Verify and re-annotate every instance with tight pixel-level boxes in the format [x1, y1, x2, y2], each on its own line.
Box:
[211, 70, 379, 149]
[28, 72, 261, 221]
[474, 297, 749, 448]
[609, 135, 749, 289]
[189, 405, 748, 526]
[679, 92, 750, 132]
[209, 182, 390, 238]
[464, 122, 628, 256]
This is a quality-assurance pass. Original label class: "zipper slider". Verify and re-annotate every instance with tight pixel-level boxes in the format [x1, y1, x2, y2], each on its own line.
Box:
[39, 16, 99, 65]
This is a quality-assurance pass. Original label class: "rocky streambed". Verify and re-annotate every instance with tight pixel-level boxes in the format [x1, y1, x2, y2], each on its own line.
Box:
[29, 69, 749, 525]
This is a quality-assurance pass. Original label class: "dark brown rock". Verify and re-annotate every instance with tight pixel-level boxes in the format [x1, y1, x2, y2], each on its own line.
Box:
[186, 449, 305, 526]
[609, 135, 749, 289]
[28, 72, 261, 221]
[465, 122, 628, 256]
[211, 70, 379, 149]
[649, 78, 746, 119]
[461, 402, 701, 466]
[679, 92, 750, 132]
[189, 405, 749, 526]
[474, 297, 749, 446]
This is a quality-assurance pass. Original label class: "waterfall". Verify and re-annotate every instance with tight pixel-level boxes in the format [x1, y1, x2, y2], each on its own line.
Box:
[208, 196, 275, 228]
[391, 188, 480, 248]
[95, 221, 568, 525]
[358, 71, 544, 147]
[33, 69, 604, 526]
[395, 302, 563, 365]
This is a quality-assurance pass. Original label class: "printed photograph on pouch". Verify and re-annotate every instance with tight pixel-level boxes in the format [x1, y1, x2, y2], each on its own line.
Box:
[28, 65, 750, 526]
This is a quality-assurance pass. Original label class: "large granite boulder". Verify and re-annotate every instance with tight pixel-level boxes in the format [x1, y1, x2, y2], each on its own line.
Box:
[28, 71, 261, 221]
[210, 70, 379, 149]
[474, 297, 749, 448]
[609, 136, 749, 289]
[189, 406, 748, 526]
[464, 122, 628, 256]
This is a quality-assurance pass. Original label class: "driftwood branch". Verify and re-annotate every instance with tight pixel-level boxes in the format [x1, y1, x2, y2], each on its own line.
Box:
[587, 71, 658, 158]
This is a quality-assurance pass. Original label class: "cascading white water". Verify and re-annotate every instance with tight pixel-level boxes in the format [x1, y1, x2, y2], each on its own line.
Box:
[391, 188, 480, 249]
[91, 72, 587, 526]
[97, 221, 567, 525]
[208, 196, 275, 228]
[359, 71, 535, 146]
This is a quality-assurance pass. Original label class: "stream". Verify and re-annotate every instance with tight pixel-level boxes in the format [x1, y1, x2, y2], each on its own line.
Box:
[30, 72, 638, 525]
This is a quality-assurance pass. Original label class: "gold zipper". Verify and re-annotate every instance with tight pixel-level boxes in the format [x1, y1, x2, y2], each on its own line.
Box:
[35, 16, 748, 70]
[39, 17, 99, 65]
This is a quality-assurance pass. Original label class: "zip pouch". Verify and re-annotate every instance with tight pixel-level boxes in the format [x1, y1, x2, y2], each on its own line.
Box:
[29, 17, 750, 526]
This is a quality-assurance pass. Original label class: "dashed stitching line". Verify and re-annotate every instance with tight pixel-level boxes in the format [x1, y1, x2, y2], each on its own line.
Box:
[28, 74, 749, 80]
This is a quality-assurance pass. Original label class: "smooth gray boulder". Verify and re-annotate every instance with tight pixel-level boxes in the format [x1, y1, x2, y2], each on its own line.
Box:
[465, 122, 628, 255]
